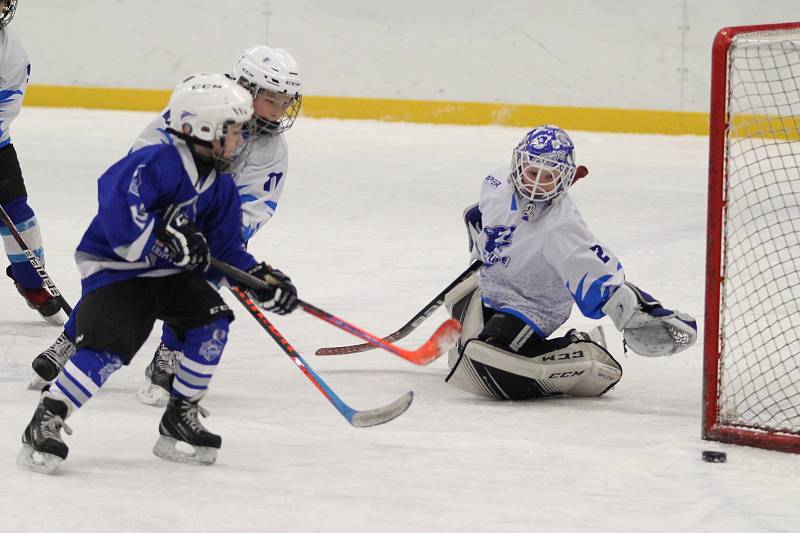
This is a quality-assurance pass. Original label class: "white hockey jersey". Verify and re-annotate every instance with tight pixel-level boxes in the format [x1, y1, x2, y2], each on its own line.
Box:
[0, 28, 29, 147]
[467, 166, 626, 337]
[131, 111, 289, 242]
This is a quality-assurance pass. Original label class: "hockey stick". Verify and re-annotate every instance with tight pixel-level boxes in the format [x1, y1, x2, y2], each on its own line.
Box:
[315, 260, 482, 356]
[0, 203, 73, 315]
[229, 285, 413, 427]
[210, 257, 461, 366]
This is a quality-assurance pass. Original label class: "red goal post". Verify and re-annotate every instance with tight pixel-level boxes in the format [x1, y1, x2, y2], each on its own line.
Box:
[704, 22, 800, 453]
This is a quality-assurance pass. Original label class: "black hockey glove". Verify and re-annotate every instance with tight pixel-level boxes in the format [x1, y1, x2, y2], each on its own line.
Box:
[156, 205, 210, 271]
[245, 262, 298, 315]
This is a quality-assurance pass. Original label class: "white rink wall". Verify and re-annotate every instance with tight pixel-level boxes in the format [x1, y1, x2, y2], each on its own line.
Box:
[14, 0, 800, 112]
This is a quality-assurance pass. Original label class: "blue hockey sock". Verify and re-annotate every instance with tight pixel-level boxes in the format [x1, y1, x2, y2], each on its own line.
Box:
[1, 196, 45, 288]
[172, 318, 229, 402]
[50, 348, 123, 412]
[160, 323, 181, 351]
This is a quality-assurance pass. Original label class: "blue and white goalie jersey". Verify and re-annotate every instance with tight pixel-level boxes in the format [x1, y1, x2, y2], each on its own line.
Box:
[466, 167, 626, 337]
[132, 110, 289, 242]
[0, 28, 29, 148]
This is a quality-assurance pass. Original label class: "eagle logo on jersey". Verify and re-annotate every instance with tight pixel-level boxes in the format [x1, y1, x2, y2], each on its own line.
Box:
[483, 225, 516, 267]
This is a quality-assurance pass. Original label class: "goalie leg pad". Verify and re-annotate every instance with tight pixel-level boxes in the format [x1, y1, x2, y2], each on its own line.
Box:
[462, 338, 622, 398]
[445, 298, 622, 398]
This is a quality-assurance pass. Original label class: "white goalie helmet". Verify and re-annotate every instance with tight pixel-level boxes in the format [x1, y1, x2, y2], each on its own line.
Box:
[231, 45, 303, 135]
[167, 73, 254, 145]
[510, 125, 578, 203]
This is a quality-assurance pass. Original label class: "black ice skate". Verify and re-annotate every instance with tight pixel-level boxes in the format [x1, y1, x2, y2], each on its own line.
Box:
[16, 393, 73, 474]
[29, 330, 76, 389]
[136, 343, 180, 407]
[6, 265, 67, 326]
[153, 396, 221, 465]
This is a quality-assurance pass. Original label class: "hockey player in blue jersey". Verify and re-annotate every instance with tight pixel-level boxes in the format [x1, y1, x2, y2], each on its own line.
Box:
[29, 46, 304, 402]
[445, 125, 697, 400]
[17, 74, 299, 474]
[0, 1, 66, 324]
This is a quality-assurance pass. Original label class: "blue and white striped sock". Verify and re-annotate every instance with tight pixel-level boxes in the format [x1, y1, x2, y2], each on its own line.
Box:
[172, 318, 229, 402]
[50, 348, 122, 412]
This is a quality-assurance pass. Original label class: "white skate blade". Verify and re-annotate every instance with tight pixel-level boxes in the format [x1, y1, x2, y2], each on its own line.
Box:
[136, 382, 170, 407]
[27, 373, 50, 391]
[43, 308, 69, 327]
[153, 435, 217, 465]
[16, 444, 64, 474]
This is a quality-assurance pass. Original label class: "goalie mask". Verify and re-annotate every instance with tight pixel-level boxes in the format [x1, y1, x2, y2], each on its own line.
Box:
[166, 73, 255, 171]
[510, 125, 577, 202]
[0, 0, 18, 29]
[232, 45, 303, 136]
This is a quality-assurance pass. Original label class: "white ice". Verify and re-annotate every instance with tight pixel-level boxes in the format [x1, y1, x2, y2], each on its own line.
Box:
[1, 108, 798, 533]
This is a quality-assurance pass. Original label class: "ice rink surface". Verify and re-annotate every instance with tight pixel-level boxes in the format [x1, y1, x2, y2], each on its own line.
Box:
[1, 108, 798, 533]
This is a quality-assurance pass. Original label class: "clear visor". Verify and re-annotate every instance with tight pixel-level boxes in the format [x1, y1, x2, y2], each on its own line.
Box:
[511, 150, 576, 202]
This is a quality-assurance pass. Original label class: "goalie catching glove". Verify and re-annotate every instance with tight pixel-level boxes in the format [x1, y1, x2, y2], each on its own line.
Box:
[244, 262, 299, 315]
[156, 205, 210, 271]
[602, 282, 697, 357]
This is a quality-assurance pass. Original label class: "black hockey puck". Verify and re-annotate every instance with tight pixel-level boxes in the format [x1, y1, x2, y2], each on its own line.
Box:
[702, 450, 727, 463]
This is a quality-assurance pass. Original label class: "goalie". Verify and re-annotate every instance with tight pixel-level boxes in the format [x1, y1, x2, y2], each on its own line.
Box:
[446, 125, 697, 400]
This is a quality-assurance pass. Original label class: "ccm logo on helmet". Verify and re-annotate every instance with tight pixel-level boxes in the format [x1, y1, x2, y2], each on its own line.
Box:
[190, 83, 225, 90]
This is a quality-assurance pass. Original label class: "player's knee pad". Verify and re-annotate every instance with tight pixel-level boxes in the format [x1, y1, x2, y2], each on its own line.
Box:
[447, 326, 622, 400]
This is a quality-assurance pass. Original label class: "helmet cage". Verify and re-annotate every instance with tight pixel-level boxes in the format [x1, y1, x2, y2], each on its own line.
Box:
[0, 0, 18, 29]
[237, 79, 302, 136]
[511, 150, 577, 202]
[510, 126, 577, 202]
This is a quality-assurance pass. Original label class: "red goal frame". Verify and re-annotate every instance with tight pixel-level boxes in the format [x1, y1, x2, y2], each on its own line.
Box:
[703, 21, 800, 453]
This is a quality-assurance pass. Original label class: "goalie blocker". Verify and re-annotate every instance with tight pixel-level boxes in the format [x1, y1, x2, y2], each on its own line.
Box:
[444, 275, 622, 400]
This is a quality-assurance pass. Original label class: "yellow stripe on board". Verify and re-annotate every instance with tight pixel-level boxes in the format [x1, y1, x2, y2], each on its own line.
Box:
[25, 84, 710, 135]
[26, 85, 171, 112]
[301, 96, 710, 136]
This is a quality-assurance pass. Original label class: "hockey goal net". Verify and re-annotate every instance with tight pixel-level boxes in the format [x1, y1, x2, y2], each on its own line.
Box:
[704, 22, 800, 453]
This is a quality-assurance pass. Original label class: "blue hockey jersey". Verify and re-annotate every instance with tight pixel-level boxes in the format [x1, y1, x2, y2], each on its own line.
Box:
[74, 141, 257, 295]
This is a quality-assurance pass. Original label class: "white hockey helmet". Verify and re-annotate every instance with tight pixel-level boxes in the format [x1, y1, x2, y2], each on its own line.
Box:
[167, 73, 254, 145]
[0, 0, 18, 29]
[231, 45, 303, 135]
[166, 73, 254, 170]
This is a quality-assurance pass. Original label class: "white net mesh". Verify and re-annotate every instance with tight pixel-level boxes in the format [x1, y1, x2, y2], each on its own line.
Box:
[718, 29, 800, 435]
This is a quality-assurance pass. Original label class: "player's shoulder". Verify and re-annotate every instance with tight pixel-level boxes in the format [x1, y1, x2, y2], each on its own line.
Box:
[241, 133, 288, 167]
[129, 143, 186, 174]
[539, 194, 587, 232]
[0, 28, 27, 68]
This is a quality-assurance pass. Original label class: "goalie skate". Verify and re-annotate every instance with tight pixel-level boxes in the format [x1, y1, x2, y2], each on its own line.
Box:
[152, 396, 220, 466]
[16, 395, 72, 475]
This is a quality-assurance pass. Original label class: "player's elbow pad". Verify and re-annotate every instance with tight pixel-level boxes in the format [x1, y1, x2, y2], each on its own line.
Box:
[602, 283, 697, 357]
